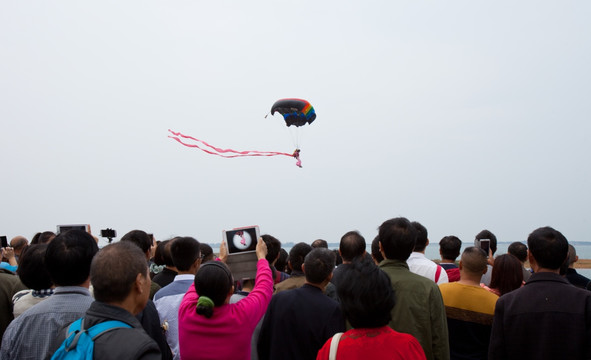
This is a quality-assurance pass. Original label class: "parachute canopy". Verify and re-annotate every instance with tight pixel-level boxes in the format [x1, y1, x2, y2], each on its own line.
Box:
[270, 98, 316, 127]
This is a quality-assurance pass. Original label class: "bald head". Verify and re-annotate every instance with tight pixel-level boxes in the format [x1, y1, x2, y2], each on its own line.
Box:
[10, 236, 28, 251]
[460, 247, 488, 274]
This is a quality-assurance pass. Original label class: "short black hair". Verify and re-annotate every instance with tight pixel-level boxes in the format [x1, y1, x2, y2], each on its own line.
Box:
[439, 236, 462, 261]
[170, 237, 201, 271]
[527, 227, 568, 270]
[45, 230, 98, 286]
[304, 248, 336, 284]
[261, 234, 281, 264]
[337, 257, 395, 328]
[475, 230, 497, 255]
[153, 240, 167, 266]
[17, 244, 52, 290]
[371, 236, 384, 264]
[411, 221, 428, 252]
[311, 239, 328, 249]
[289, 242, 312, 272]
[91, 242, 148, 303]
[507, 242, 528, 262]
[162, 240, 175, 267]
[199, 243, 215, 263]
[275, 248, 288, 272]
[339, 231, 366, 262]
[378, 217, 417, 261]
[121, 230, 152, 254]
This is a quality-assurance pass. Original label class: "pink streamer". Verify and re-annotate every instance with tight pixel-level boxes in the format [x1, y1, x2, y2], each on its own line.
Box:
[168, 129, 293, 158]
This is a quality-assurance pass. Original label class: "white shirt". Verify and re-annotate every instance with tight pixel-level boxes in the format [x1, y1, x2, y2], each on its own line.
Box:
[407, 252, 449, 284]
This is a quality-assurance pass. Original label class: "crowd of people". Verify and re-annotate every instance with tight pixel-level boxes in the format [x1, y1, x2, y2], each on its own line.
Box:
[1, 217, 591, 360]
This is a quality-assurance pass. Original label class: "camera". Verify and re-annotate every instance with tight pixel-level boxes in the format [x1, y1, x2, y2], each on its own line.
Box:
[57, 224, 90, 234]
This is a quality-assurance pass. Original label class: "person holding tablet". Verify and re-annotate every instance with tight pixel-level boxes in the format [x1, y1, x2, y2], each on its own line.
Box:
[178, 238, 273, 360]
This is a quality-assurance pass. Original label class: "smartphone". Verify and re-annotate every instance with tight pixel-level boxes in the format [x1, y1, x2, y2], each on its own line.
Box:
[0, 236, 8, 248]
[223, 226, 260, 254]
[57, 224, 90, 234]
[100, 229, 117, 238]
[480, 239, 490, 256]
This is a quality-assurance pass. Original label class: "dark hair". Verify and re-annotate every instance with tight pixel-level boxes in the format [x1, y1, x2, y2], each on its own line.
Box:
[411, 222, 428, 252]
[461, 247, 488, 273]
[91, 242, 149, 303]
[162, 240, 175, 267]
[567, 244, 577, 266]
[507, 242, 528, 262]
[17, 244, 52, 290]
[304, 248, 336, 284]
[153, 241, 167, 266]
[121, 230, 152, 254]
[45, 230, 98, 286]
[378, 217, 417, 261]
[31, 231, 56, 245]
[339, 231, 366, 262]
[261, 234, 281, 264]
[333, 249, 343, 266]
[337, 258, 395, 328]
[275, 248, 288, 272]
[489, 254, 523, 296]
[199, 243, 215, 263]
[439, 236, 462, 261]
[475, 230, 497, 255]
[311, 239, 328, 249]
[195, 261, 233, 318]
[527, 227, 568, 270]
[371, 236, 384, 264]
[289, 242, 312, 272]
[170, 237, 201, 271]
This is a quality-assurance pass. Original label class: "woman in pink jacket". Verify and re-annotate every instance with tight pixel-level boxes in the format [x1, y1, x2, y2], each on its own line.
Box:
[178, 238, 273, 360]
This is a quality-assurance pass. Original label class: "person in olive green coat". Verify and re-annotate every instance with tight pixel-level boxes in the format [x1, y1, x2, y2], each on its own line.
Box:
[378, 217, 450, 360]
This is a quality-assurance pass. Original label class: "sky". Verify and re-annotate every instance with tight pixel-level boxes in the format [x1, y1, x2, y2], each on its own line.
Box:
[1, 1, 590, 248]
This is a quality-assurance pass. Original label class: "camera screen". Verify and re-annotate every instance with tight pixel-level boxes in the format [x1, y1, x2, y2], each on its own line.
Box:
[0, 236, 8, 248]
[225, 227, 258, 254]
[480, 239, 490, 254]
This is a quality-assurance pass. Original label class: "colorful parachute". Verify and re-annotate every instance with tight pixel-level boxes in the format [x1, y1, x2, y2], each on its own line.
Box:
[169, 99, 316, 168]
[270, 98, 316, 127]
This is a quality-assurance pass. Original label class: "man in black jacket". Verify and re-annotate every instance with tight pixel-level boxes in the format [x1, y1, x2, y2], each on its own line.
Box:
[489, 227, 591, 360]
[51, 241, 161, 359]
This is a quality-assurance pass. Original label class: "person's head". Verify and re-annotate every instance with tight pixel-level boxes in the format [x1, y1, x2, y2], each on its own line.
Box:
[91, 242, 151, 314]
[311, 239, 328, 249]
[527, 227, 568, 271]
[489, 254, 523, 296]
[153, 241, 167, 266]
[162, 240, 176, 268]
[459, 246, 488, 275]
[275, 248, 288, 272]
[195, 261, 234, 318]
[45, 230, 99, 287]
[339, 231, 366, 263]
[371, 236, 384, 264]
[288, 242, 312, 273]
[378, 217, 417, 261]
[507, 242, 528, 263]
[17, 244, 52, 290]
[170, 237, 201, 273]
[121, 230, 152, 260]
[303, 248, 335, 285]
[333, 249, 343, 266]
[567, 244, 578, 267]
[31, 231, 55, 245]
[337, 257, 395, 328]
[261, 234, 281, 264]
[411, 221, 428, 252]
[199, 243, 215, 263]
[10, 236, 28, 253]
[439, 236, 462, 261]
[474, 229, 497, 255]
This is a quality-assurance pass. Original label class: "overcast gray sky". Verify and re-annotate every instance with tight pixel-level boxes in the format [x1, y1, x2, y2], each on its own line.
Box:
[1, 1, 590, 248]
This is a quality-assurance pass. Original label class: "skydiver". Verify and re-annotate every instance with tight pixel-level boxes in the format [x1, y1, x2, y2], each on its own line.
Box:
[293, 149, 302, 168]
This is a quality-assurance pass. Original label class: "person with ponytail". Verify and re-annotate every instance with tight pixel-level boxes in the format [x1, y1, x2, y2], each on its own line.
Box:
[178, 237, 273, 360]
